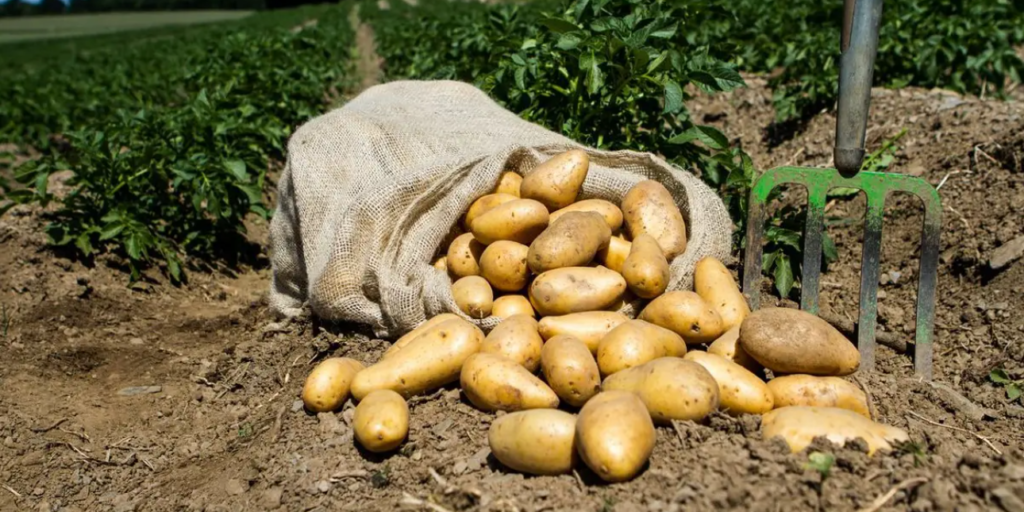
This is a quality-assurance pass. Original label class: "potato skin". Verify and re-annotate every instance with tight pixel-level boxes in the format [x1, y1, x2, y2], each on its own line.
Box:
[694, 257, 750, 331]
[602, 357, 720, 423]
[739, 307, 860, 376]
[351, 318, 483, 399]
[707, 326, 763, 374]
[495, 171, 523, 197]
[538, 312, 629, 353]
[621, 234, 670, 299]
[767, 375, 870, 418]
[489, 409, 577, 475]
[527, 212, 611, 274]
[452, 276, 494, 319]
[761, 406, 909, 455]
[461, 353, 559, 412]
[541, 335, 601, 407]
[529, 266, 627, 317]
[482, 315, 544, 372]
[596, 320, 686, 377]
[492, 295, 535, 319]
[384, 313, 461, 359]
[596, 236, 632, 274]
[433, 256, 447, 272]
[480, 241, 530, 292]
[549, 199, 623, 232]
[621, 180, 688, 260]
[353, 390, 409, 453]
[575, 390, 655, 483]
[683, 351, 773, 415]
[639, 291, 725, 344]
[471, 199, 550, 245]
[447, 233, 485, 278]
[520, 149, 589, 210]
[464, 193, 518, 230]
[301, 358, 365, 413]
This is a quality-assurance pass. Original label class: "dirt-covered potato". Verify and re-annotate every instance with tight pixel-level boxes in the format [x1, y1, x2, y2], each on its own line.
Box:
[707, 326, 763, 374]
[461, 353, 559, 412]
[694, 257, 750, 331]
[353, 389, 409, 453]
[495, 171, 523, 197]
[739, 307, 859, 376]
[492, 295, 535, 319]
[597, 236, 632, 273]
[482, 314, 543, 372]
[447, 233, 485, 278]
[761, 406, 909, 455]
[639, 291, 725, 344]
[301, 357, 365, 412]
[464, 193, 518, 230]
[621, 180, 687, 260]
[384, 313, 461, 359]
[471, 198, 550, 245]
[683, 351, 773, 415]
[575, 390, 655, 483]
[452, 276, 494, 319]
[767, 375, 870, 417]
[529, 266, 627, 316]
[433, 256, 447, 272]
[527, 212, 611, 273]
[596, 320, 686, 376]
[352, 318, 483, 399]
[541, 335, 601, 407]
[479, 241, 530, 292]
[549, 199, 624, 232]
[622, 233, 670, 299]
[488, 409, 577, 475]
[519, 149, 589, 210]
[538, 311, 629, 353]
[602, 357, 720, 423]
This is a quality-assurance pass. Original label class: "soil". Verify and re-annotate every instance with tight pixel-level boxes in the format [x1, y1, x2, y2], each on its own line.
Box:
[2, 76, 1024, 511]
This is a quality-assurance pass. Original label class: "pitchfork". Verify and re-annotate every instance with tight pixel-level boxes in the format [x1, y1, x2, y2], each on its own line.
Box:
[741, 0, 941, 379]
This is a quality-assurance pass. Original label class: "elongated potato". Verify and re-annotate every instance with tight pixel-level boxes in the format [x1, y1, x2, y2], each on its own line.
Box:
[538, 312, 629, 353]
[767, 375, 870, 418]
[602, 357, 720, 423]
[683, 351, 773, 415]
[461, 353, 559, 412]
[549, 199, 623, 232]
[621, 180, 687, 260]
[452, 276, 494, 319]
[302, 357, 365, 412]
[596, 236, 631, 273]
[694, 257, 750, 331]
[447, 233, 485, 278]
[541, 335, 601, 407]
[761, 406, 909, 455]
[739, 308, 859, 376]
[384, 313, 461, 359]
[480, 241, 530, 292]
[492, 295, 535, 319]
[527, 212, 611, 273]
[707, 326, 763, 374]
[353, 390, 409, 453]
[576, 390, 655, 483]
[530, 266, 627, 317]
[621, 233, 670, 299]
[489, 409, 577, 475]
[352, 318, 483, 399]
[433, 256, 447, 272]
[520, 149, 589, 210]
[464, 193, 518, 230]
[495, 171, 523, 197]
[639, 291, 725, 344]
[482, 315, 543, 372]
[597, 320, 686, 376]
[471, 199, 550, 245]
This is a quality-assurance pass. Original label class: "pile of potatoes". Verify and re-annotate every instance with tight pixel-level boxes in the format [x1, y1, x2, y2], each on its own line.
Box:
[301, 150, 911, 482]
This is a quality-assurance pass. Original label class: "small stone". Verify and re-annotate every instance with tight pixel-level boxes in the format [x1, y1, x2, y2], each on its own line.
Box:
[1003, 464, 1024, 480]
[876, 290, 887, 299]
[129, 338, 145, 346]
[318, 413, 344, 435]
[291, 400, 304, 412]
[224, 479, 249, 496]
[37, 500, 51, 512]
[4, 436, 14, 447]
[989, 235, 1024, 270]
[261, 488, 283, 510]
[889, 271, 901, 284]
[993, 487, 1024, 512]
[33, 487, 45, 496]
[879, 273, 891, 285]
[347, 483, 361, 492]
[117, 386, 162, 396]
[316, 480, 330, 494]
[452, 460, 468, 475]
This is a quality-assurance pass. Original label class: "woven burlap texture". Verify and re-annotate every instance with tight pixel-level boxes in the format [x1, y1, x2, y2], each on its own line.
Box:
[269, 80, 733, 339]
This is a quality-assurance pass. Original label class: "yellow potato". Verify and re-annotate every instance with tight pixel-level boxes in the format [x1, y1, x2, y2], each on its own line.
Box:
[694, 257, 750, 331]
[479, 241, 530, 292]
[549, 199, 624, 232]
[383, 313, 462, 359]
[301, 357, 365, 413]
[464, 193, 518, 230]
[596, 236, 632, 273]
[621, 180, 688, 260]
[519, 149, 589, 210]
[433, 256, 447, 272]
[707, 326, 763, 374]
[761, 406, 909, 455]
[639, 291, 725, 344]
[527, 211, 611, 274]
[529, 266, 627, 317]
[575, 390, 655, 483]
[447, 233, 485, 278]
[452, 276, 494, 319]
[353, 389, 409, 453]
[492, 295, 535, 319]
[488, 409, 577, 475]
[495, 171, 523, 197]
[602, 357, 720, 423]
[596, 320, 686, 377]
[683, 351, 773, 415]
[541, 335, 601, 407]
[621, 233, 670, 299]
[482, 314, 544, 372]
[352, 318, 483, 399]
[461, 353, 559, 412]
[767, 375, 870, 418]
[538, 311, 629, 353]
[739, 307, 860, 376]
[471, 198, 550, 245]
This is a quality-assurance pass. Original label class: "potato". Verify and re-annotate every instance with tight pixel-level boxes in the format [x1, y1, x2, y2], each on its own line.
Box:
[464, 193, 518, 230]
[541, 335, 601, 407]
[596, 236, 631, 274]
[597, 320, 686, 377]
[761, 406, 909, 455]
[352, 318, 483, 399]
[767, 375, 870, 418]
[707, 326, 762, 374]
[482, 314, 543, 372]
[694, 257, 750, 331]
[383, 313, 462, 359]
[602, 357, 719, 423]
[447, 233, 485, 278]
[452, 276, 493, 319]
[621, 234, 670, 299]
[461, 353, 559, 412]
[301, 357, 365, 412]
[529, 266, 627, 317]
[639, 291, 725, 344]
[495, 171, 523, 197]
[433, 256, 447, 272]
[353, 390, 409, 453]
[549, 199, 623, 232]
[575, 390, 655, 483]
[471, 199, 550, 245]
[683, 352, 773, 415]
[527, 211, 611, 273]
[538, 311, 629, 353]
[480, 241, 530, 292]
[739, 307, 859, 376]
[492, 295, 535, 319]
[489, 409, 577, 475]
[621, 180, 688, 260]
[519, 149, 589, 210]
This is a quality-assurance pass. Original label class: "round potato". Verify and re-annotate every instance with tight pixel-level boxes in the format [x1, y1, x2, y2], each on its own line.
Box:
[480, 241, 530, 292]
[447, 233, 485, 278]
[621, 233, 670, 299]
[489, 409, 577, 475]
[461, 353, 559, 412]
[492, 295, 535, 319]
[761, 406, 909, 455]
[683, 351, 773, 415]
[575, 390, 655, 483]
[621, 180, 688, 260]
[538, 311, 629, 353]
[482, 314, 544, 372]
[541, 335, 601, 407]
[529, 266, 627, 317]
[301, 357, 365, 413]
[707, 326, 763, 374]
[433, 256, 447, 272]
[495, 171, 523, 197]
[596, 236, 632, 274]
[602, 357, 720, 423]
[694, 257, 750, 331]
[353, 390, 409, 453]
[452, 276, 494, 319]
[739, 307, 860, 376]
[527, 211, 611, 274]
[471, 199, 550, 245]
[464, 193, 518, 230]
[639, 291, 725, 344]
[549, 199, 623, 232]
[383, 313, 461, 359]
[519, 149, 589, 210]
[597, 320, 686, 377]
[767, 375, 870, 418]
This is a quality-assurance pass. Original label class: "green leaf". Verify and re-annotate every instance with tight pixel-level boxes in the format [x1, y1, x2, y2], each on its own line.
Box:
[668, 125, 729, 151]
[75, 233, 94, 257]
[767, 227, 801, 250]
[762, 250, 779, 274]
[580, 52, 604, 95]
[1008, 383, 1022, 402]
[805, 451, 835, 478]
[557, 33, 583, 51]
[689, 62, 745, 93]
[822, 232, 838, 264]
[225, 160, 248, 182]
[774, 253, 795, 298]
[663, 80, 683, 114]
[647, 51, 669, 73]
[829, 187, 860, 198]
[99, 224, 126, 241]
[650, 23, 677, 39]
[514, 66, 527, 90]
[540, 17, 579, 34]
[990, 369, 1011, 384]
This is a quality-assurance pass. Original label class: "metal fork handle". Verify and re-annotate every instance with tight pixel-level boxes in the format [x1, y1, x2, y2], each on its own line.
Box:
[834, 0, 884, 177]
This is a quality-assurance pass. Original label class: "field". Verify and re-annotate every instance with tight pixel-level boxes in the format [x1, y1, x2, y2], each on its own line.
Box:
[0, 11, 253, 43]
[1, 0, 1023, 511]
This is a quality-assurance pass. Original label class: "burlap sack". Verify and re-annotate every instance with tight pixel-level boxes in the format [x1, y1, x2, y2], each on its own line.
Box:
[269, 80, 733, 339]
